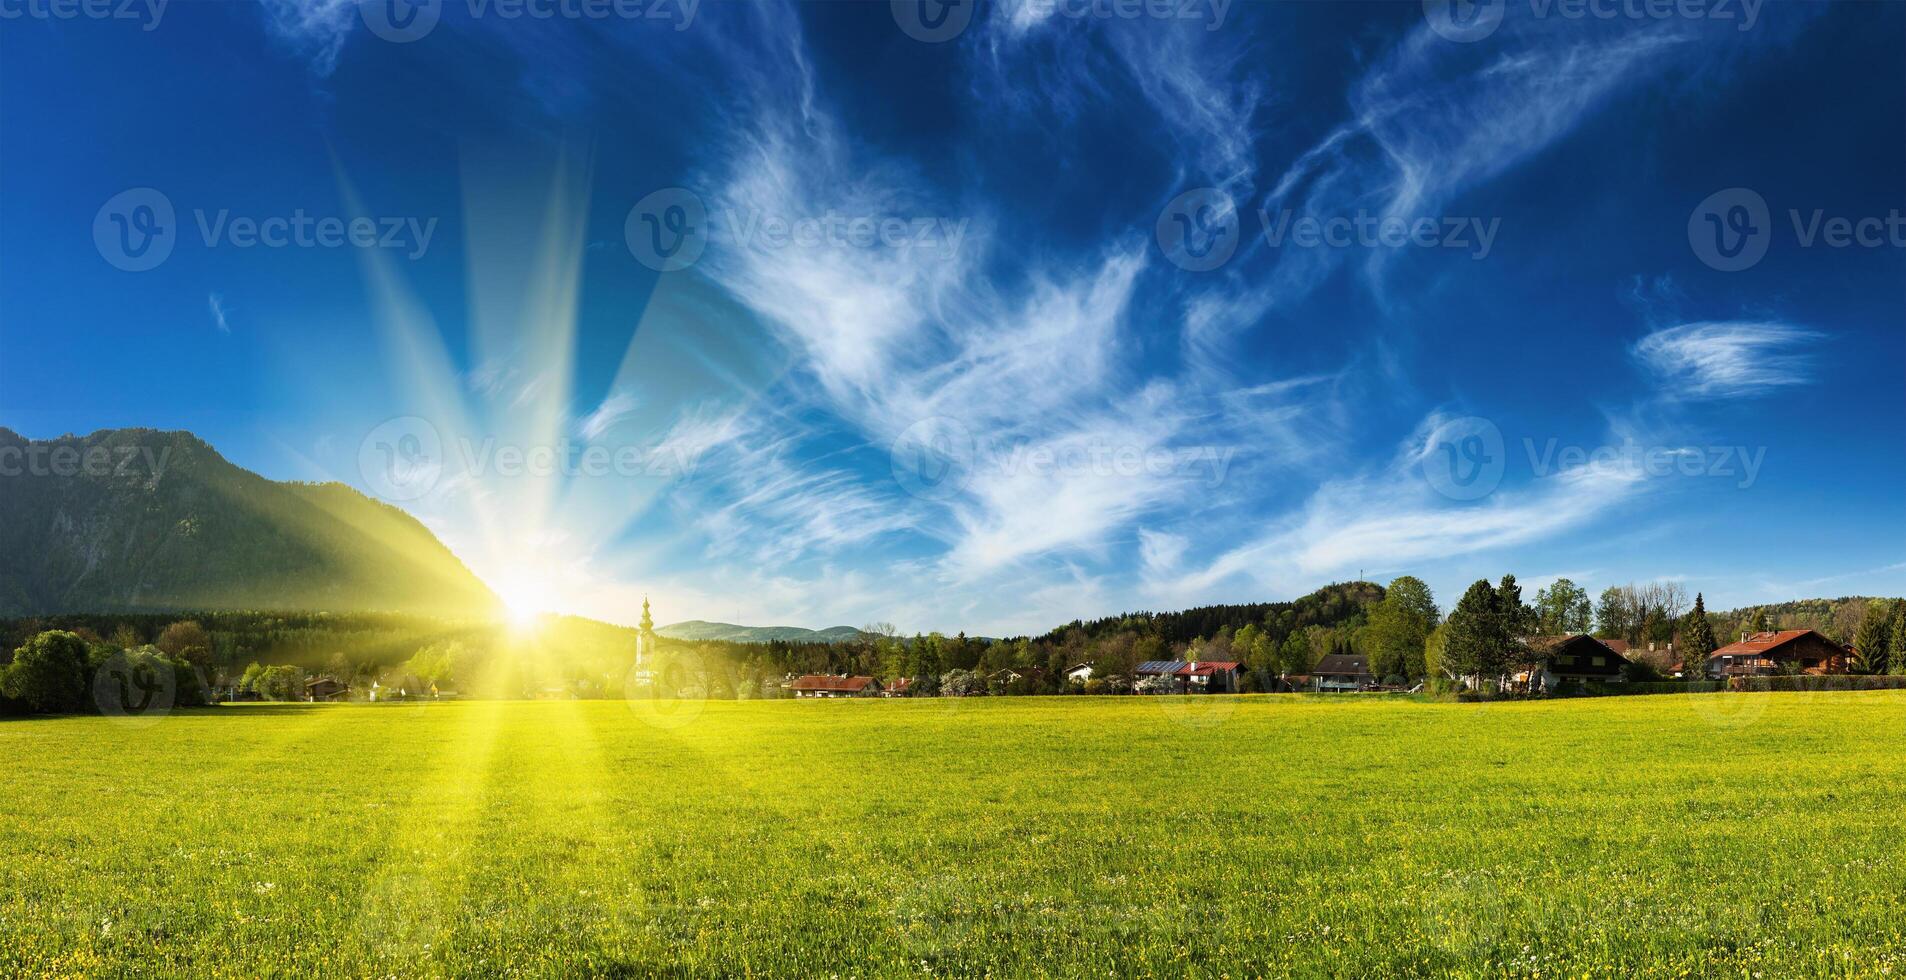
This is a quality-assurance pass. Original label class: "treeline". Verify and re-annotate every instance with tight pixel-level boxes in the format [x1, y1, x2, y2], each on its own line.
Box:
[0, 630, 210, 716]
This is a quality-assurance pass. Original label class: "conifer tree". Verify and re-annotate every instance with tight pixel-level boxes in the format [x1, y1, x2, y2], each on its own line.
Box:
[1682, 593, 1718, 678]
[1888, 603, 1906, 677]
[1851, 601, 1893, 675]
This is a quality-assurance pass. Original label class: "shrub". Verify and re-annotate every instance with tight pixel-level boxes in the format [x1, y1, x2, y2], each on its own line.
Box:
[1731, 675, 1906, 693]
[1, 631, 92, 714]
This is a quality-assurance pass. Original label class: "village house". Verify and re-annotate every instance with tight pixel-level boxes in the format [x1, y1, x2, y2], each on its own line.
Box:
[304, 678, 349, 702]
[1307, 653, 1372, 692]
[1704, 630, 1851, 677]
[987, 666, 1047, 688]
[882, 677, 914, 698]
[1064, 663, 1094, 685]
[1511, 635, 1630, 693]
[787, 674, 882, 698]
[1134, 660, 1241, 693]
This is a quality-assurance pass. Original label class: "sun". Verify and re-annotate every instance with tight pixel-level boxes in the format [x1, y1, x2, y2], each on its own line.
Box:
[499, 578, 554, 631]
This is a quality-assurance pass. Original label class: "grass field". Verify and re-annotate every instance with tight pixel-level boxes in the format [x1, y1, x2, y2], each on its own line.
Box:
[5, 693, 1906, 977]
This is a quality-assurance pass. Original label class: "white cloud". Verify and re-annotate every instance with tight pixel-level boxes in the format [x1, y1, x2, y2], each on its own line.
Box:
[576, 390, 640, 440]
[257, 0, 356, 76]
[1633, 321, 1821, 398]
[207, 292, 231, 333]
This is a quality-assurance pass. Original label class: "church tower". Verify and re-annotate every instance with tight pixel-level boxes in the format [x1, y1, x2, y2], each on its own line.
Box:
[636, 596, 656, 669]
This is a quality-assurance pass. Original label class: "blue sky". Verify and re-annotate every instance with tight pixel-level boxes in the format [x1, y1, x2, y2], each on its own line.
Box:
[2, 0, 1901, 633]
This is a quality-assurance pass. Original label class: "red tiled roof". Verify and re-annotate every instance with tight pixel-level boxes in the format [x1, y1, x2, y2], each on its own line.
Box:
[788, 674, 876, 692]
[1602, 639, 1631, 654]
[1177, 660, 1240, 676]
[888, 677, 913, 693]
[1710, 630, 1817, 658]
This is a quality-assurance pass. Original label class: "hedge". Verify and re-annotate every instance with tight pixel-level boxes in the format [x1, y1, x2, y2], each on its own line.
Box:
[1729, 675, 1906, 693]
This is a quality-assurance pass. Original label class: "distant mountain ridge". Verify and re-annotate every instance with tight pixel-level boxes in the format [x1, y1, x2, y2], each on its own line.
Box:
[657, 620, 867, 644]
[0, 428, 498, 617]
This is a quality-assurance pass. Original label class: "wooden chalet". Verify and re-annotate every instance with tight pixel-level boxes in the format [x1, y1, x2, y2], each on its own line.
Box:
[1511, 635, 1629, 693]
[1307, 653, 1372, 692]
[1705, 630, 1850, 678]
[787, 674, 882, 698]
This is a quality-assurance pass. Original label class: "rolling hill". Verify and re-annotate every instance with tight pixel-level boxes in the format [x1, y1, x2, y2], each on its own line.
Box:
[0, 428, 498, 617]
[656, 620, 867, 644]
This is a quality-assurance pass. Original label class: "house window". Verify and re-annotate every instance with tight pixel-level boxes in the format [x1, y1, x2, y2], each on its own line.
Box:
[1592, 656, 1605, 667]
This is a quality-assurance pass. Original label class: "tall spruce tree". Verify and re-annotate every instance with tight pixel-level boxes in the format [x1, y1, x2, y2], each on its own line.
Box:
[1682, 593, 1718, 678]
[1748, 607, 1771, 634]
[1443, 580, 1502, 687]
[1851, 601, 1893, 675]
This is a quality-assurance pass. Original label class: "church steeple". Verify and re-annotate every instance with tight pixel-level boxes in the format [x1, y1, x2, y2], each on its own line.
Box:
[636, 596, 656, 671]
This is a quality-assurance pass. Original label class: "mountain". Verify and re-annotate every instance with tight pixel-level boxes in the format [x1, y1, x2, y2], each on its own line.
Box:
[657, 620, 867, 644]
[0, 428, 498, 617]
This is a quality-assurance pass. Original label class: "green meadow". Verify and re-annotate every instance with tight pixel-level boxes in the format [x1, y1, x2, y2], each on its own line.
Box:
[5, 693, 1906, 977]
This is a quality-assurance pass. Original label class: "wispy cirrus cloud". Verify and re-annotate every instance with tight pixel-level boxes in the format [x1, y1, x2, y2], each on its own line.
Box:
[257, 0, 356, 75]
[1633, 321, 1822, 398]
[576, 390, 640, 440]
[207, 292, 232, 333]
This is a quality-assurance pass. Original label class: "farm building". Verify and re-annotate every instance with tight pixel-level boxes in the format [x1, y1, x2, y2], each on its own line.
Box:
[882, 677, 914, 698]
[304, 678, 349, 702]
[1704, 630, 1850, 677]
[1134, 660, 1240, 693]
[788, 674, 882, 698]
[1511, 635, 1630, 693]
[1308, 654, 1372, 692]
[1065, 663, 1094, 684]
